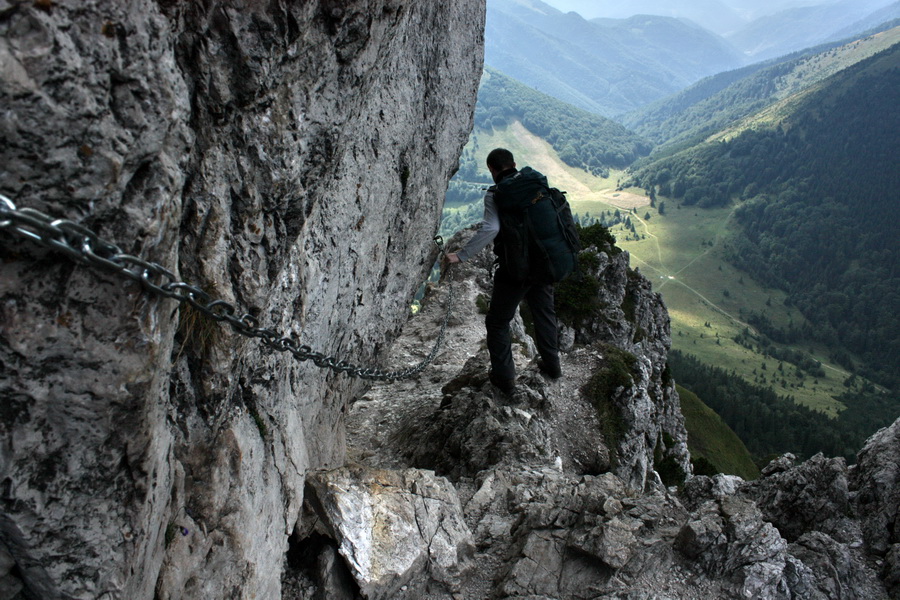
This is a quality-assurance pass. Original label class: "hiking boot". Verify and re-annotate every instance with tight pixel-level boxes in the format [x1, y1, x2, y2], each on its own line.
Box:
[489, 371, 517, 394]
[538, 359, 562, 379]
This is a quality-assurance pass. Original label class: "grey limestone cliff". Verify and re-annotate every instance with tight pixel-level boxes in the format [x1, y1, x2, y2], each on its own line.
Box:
[0, 1, 484, 598]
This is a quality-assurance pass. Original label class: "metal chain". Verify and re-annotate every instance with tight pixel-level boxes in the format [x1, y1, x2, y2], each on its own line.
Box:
[0, 195, 452, 382]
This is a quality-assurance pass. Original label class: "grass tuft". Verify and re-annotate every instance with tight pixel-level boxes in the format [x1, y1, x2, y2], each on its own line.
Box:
[583, 344, 639, 468]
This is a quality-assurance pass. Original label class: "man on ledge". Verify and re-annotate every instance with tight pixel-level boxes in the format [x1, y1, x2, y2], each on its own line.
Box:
[445, 148, 574, 394]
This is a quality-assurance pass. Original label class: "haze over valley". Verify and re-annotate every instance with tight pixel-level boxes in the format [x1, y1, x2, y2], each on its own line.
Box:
[446, 0, 900, 468]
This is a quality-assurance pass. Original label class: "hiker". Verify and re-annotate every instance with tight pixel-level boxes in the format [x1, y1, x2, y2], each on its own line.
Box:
[445, 148, 574, 394]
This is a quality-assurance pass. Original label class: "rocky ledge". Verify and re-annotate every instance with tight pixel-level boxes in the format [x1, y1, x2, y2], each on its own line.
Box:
[288, 231, 900, 600]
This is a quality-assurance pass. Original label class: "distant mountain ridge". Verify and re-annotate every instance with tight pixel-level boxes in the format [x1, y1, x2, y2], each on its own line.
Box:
[622, 25, 900, 149]
[585, 0, 745, 34]
[725, 0, 897, 59]
[569, 0, 896, 38]
[485, 0, 746, 116]
[830, 2, 900, 40]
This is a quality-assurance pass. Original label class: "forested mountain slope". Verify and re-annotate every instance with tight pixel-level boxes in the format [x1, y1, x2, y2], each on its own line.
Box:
[485, 0, 745, 116]
[445, 67, 653, 208]
[622, 25, 900, 148]
[473, 68, 653, 174]
[629, 45, 900, 390]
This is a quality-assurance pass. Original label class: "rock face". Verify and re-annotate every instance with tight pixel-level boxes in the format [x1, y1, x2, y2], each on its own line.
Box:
[0, 1, 484, 599]
[851, 420, 900, 597]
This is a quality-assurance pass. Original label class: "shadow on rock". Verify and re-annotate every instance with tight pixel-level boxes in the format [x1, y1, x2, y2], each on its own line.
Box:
[392, 349, 611, 481]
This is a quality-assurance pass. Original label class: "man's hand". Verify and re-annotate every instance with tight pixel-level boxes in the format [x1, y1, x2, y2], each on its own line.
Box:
[441, 252, 461, 277]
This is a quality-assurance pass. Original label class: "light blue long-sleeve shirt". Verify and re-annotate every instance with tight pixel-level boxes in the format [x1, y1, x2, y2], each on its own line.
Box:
[457, 189, 500, 261]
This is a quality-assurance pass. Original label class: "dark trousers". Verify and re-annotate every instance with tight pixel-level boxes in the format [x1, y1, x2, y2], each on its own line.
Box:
[485, 270, 559, 381]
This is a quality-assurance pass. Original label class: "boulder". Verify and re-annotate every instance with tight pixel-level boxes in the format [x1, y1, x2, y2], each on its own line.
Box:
[303, 465, 474, 599]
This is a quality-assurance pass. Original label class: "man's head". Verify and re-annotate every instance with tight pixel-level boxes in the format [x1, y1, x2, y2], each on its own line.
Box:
[486, 148, 516, 182]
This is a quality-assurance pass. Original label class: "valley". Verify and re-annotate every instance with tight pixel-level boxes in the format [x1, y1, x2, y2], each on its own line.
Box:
[448, 3, 899, 467]
[449, 120, 861, 417]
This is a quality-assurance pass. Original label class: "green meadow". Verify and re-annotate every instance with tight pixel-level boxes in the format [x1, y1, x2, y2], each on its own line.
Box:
[455, 121, 859, 417]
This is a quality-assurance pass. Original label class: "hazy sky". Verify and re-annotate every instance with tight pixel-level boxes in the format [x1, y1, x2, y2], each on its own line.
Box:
[537, 0, 831, 21]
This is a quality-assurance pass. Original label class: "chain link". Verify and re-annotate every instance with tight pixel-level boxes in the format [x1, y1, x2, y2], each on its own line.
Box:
[0, 195, 452, 381]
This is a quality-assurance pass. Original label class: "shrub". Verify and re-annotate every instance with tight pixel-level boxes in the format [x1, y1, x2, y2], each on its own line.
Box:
[583, 345, 639, 467]
[577, 222, 618, 253]
[555, 258, 603, 328]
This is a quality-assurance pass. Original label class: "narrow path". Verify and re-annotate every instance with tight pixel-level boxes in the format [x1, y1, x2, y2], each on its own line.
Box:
[670, 204, 738, 280]
[628, 211, 666, 273]
[627, 204, 758, 335]
[668, 278, 757, 333]
[629, 253, 758, 334]
[668, 246, 713, 280]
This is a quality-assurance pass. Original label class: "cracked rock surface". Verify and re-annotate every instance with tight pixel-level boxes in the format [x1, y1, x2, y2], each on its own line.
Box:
[0, 1, 483, 598]
[303, 466, 474, 600]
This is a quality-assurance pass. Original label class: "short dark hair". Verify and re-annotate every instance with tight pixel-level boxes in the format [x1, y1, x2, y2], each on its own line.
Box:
[486, 148, 515, 170]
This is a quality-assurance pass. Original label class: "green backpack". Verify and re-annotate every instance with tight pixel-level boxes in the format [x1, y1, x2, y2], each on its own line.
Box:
[493, 167, 581, 284]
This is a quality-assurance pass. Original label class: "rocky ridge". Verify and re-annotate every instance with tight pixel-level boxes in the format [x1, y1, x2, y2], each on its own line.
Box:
[320, 230, 899, 599]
